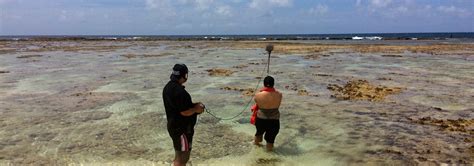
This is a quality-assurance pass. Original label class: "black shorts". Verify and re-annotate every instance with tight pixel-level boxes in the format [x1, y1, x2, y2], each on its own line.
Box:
[255, 117, 280, 143]
[168, 125, 194, 152]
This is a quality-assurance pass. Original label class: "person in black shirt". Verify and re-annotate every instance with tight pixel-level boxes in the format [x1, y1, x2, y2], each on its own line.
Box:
[162, 64, 204, 166]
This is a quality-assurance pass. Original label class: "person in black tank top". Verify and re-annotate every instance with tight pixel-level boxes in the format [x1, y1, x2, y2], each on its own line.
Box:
[162, 64, 205, 166]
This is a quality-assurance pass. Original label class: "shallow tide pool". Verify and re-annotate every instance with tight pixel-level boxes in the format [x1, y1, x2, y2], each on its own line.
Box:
[0, 40, 473, 165]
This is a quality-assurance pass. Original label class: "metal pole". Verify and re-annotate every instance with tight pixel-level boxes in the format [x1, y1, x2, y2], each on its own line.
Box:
[265, 44, 273, 75]
[267, 52, 271, 74]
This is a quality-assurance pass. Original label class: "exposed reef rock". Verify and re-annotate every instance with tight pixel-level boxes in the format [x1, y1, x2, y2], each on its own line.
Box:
[206, 68, 235, 76]
[327, 80, 402, 101]
[411, 117, 474, 134]
[220, 86, 255, 96]
[17, 55, 43, 59]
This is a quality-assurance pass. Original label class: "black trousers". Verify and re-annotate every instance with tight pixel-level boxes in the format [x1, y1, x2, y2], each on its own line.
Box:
[255, 117, 280, 143]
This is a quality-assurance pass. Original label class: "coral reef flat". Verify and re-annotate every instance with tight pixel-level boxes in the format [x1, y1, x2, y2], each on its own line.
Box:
[0, 40, 473, 165]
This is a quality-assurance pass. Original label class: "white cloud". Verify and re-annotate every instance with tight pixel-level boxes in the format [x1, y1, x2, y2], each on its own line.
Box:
[424, 5, 432, 10]
[369, 0, 392, 8]
[144, 0, 176, 17]
[195, 0, 214, 10]
[356, 0, 362, 7]
[145, 0, 174, 11]
[437, 5, 471, 17]
[59, 10, 68, 21]
[394, 6, 408, 13]
[200, 22, 214, 28]
[216, 5, 232, 17]
[308, 4, 328, 16]
[58, 10, 88, 22]
[2, 0, 473, 35]
[360, 1, 472, 20]
[438, 6, 457, 13]
[356, 0, 424, 18]
[249, 0, 292, 9]
[175, 23, 192, 29]
[270, 0, 291, 6]
[0, 0, 12, 5]
[178, 0, 216, 11]
[145, 0, 159, 9]
[76, 11, 86, 19]
[4, 13, 22, 20]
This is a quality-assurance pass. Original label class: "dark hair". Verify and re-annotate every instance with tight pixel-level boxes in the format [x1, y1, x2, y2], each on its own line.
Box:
[170, 64, 188, 81]
[263, 76, 274, 87]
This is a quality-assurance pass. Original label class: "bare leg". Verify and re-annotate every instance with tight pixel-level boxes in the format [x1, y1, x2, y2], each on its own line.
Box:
[254, 135, 263, 146]
[266, 143, 274, 152]
[174, 151, 190, 166]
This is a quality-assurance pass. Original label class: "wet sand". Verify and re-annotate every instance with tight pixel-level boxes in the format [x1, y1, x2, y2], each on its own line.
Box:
[0, 40, 473, 165]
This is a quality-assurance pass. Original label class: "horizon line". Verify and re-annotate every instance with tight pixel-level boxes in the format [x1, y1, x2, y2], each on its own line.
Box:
[1, 31, 473, 37]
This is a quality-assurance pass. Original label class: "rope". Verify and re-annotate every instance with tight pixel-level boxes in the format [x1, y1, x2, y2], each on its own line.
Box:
[204, 59, 268, 120]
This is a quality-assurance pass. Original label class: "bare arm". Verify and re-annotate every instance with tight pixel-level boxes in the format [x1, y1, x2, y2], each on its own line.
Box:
[254, 92, 261, 104]
[180, 103, 204, 116]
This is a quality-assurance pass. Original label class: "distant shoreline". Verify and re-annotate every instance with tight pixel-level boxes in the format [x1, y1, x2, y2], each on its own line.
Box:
[1, 32, 473, 41]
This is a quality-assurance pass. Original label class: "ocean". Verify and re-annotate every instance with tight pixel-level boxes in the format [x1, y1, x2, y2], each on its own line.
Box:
[1, 32, 473, 41]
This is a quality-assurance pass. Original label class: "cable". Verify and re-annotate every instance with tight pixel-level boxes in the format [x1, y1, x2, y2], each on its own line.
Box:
[204, 60, 268, 121]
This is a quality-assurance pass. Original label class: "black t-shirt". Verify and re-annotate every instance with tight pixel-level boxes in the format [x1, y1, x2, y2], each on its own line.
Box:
[162, 81, 197, 130]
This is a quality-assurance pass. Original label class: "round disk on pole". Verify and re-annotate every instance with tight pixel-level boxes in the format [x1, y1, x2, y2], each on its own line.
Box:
[266, 44, 274, 53]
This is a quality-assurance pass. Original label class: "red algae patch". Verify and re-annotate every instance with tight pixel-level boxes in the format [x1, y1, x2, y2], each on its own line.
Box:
[303, 54, 322, 60]
[220, 86, 255, 96]
[121, 53, 171, 59]
[16, 55, 43, 59]
[143, 53, 172, 57]
[411, 117, 474, 134]
[121, 54, 137, 58]
[284, 83, 318, 97]
[206, 68, 235, 76]
[232, 64, 249, 69]
[297, 89, 309, 96]
[327, 80, 402, 101]
[381, 54, 403, 57]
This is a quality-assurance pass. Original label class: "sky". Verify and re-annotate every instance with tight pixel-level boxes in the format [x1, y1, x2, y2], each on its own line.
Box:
[0, 0, 473, 35]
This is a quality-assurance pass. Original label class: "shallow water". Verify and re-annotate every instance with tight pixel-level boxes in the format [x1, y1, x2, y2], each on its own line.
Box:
[0, 40, 473, 165]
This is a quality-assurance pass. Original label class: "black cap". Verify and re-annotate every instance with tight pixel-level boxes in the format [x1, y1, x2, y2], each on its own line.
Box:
[170, 64, 188, 81]
[264, 76, 274, 87]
